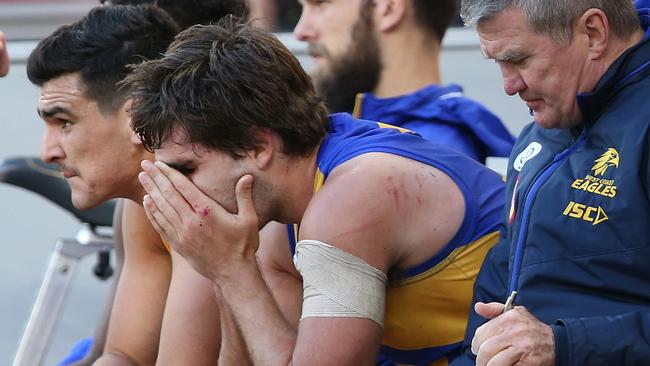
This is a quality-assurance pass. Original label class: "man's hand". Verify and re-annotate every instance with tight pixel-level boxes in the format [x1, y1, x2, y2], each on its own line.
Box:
[471, 302, 555, 366]
[0, 31, 10, 77]
[138, 160, 260, 282]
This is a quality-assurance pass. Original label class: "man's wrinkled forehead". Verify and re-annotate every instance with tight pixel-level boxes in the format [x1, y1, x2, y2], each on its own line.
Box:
[476, 7, 533, 59]
[38, 74, 86, 117]
[156, 126, 206, 157]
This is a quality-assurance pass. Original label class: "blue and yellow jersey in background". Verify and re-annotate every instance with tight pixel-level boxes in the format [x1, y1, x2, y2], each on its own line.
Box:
[287, 113, 505, 366]
[352, 84, 515, 164]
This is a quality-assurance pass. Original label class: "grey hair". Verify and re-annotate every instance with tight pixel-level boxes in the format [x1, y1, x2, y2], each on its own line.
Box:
[460, 0, 640, 42]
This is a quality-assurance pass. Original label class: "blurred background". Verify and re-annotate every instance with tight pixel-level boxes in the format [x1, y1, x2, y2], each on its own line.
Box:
[0, 0, 531, 364]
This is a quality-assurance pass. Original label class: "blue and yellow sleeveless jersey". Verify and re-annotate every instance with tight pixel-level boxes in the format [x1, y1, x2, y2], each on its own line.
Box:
[287, 113, 505, 366]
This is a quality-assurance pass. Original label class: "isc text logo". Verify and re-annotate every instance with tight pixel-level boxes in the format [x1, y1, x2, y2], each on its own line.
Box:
[562, 201, 608, 226]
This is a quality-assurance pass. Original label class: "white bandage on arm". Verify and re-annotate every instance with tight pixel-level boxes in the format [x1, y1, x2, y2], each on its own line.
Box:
[293, 239, 388, 327]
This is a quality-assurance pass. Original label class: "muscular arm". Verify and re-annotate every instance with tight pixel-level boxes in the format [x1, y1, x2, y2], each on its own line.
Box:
[256, 222, 303, 329]
[138, 154, 463, 365]
[69, 200, 126, 366]
[214, 168, 393, 365]
[218, 222, 302, 365]
[156, 250, 221, 364]
[94, 200, 171, 365]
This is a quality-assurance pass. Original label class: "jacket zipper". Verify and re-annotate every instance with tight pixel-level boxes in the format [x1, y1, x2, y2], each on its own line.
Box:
[507, 131, 589, 299]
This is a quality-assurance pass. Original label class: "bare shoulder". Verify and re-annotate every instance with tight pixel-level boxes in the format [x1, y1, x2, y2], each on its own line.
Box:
[121, 199, 169, 255]
[300, 152, 466, 271]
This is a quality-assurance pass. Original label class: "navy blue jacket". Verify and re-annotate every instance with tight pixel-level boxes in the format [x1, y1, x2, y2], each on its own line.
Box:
[452, 9, 650, 366]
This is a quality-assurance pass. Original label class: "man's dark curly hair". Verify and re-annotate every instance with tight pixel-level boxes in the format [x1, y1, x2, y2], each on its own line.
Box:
[124, 16, 329, 158]
[103, 0, 248, 29]
[412, 0, 458, 42]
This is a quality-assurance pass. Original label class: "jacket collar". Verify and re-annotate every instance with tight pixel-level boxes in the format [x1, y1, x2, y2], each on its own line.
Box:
[577, 35, 650, 125]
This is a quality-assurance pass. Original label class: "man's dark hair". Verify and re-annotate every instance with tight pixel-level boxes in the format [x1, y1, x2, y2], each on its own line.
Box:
[411, 0, 459, 42]
[102, 0, 248, 29]
[156, 0, 248, 29]
[125, 16, 329, 158]
[27, 5, 179, 113]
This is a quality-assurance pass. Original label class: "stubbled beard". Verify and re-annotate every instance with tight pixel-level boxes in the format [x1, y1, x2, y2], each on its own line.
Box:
[313, 6, 382, 114]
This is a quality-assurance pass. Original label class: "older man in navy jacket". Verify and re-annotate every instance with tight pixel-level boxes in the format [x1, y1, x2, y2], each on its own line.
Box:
[453, 1, 650, 365]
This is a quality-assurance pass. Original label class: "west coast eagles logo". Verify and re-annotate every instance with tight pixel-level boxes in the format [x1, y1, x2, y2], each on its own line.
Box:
[569, 147, 620, 199]
[591, 148, 620, 176]
[565, 147, 620, 225]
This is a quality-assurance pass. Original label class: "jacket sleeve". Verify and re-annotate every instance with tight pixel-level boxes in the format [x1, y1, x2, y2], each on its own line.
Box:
[449, 231, 510, 366]
[552, 312, 650, 366]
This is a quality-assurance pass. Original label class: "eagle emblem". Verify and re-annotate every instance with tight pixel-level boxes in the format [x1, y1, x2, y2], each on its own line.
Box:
[591, 148, 620, 176]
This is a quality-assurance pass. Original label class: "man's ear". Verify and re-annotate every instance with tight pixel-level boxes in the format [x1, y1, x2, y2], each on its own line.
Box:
[579, 8, 609, 60]
[121, 99, 142, 145]
[374, 0, 408, 33]
[129, 127, 142, 145]
[248, 128, 275, 170]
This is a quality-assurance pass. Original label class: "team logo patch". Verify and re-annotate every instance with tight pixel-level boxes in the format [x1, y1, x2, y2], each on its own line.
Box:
[570, 147, 620, 198]
[562, 201, 609, 226]
[513, 142, 542, 172]
[591, 148, 619, 176]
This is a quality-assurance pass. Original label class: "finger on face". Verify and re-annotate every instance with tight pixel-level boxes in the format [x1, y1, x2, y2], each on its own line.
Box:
[234, 174, 256, 219]
[475, 332, 514, 366]
[143, 194, 177, 243]
[138, 168, 184, 228]
[153, 160, 216, 214]
[485, 346, 521, 366]
[141, 160, 192, 214]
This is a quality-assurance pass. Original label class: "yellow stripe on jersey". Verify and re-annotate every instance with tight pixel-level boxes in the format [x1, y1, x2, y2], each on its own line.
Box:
[313, 169, 326, 193]
[433, 358, 449, 366]
[351, 93, 411, 134]
[376, 122, 411, 134]
[161, 237, 171, 253]
[382, 231, 499, 351]
[352, 93, 364, 118]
